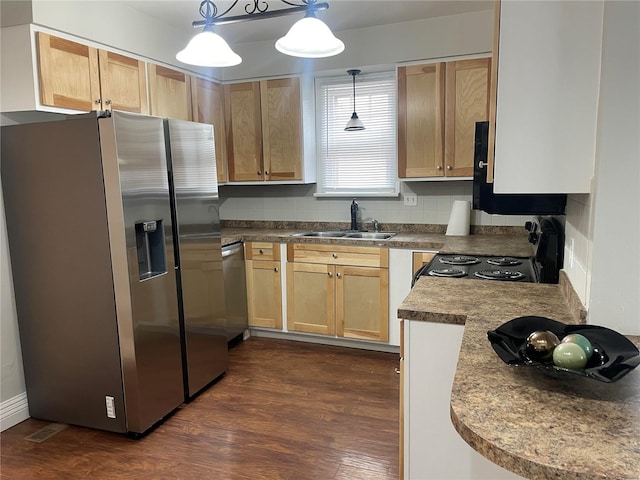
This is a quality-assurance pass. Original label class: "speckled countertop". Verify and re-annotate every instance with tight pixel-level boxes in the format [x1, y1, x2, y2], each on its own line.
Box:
[399, 276, 640, 480]
[220, 222, 534, 257]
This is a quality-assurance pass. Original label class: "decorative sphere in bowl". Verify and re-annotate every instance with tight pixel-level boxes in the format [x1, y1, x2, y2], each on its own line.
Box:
[561, 333, 594, 360]
[553, 342, 588, 370]
[525, 330, 560, 362]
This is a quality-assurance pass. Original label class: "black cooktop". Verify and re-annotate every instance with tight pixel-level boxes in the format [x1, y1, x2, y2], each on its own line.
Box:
[415, 254, 538, 284]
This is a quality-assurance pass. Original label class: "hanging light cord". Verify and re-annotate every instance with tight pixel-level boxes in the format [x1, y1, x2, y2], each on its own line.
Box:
[352, 72, 357, 112]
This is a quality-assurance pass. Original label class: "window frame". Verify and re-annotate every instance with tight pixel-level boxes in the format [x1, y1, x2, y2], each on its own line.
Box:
[314, 71, 399, 198]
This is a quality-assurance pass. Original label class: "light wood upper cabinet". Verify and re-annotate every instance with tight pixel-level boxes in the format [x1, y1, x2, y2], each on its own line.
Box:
[36, 32, 101, 111]
[148, 63, 192, 121]
[226, 77, 303, 183]
[97, 50, 148, 114]
[191, 77, 228, 184]
[225, 81, 263, 182]
[260, 78, 302, 181]
[398, 63, 445, 178]
[398, 58, 490, 179]
[36, 32, 148, 114]
[444, 58, 491, 177]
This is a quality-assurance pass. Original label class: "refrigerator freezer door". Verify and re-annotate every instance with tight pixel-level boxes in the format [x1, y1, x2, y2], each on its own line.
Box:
[166, 119, 228, 398]
[1, 114, 128, 433]
[100, 111, 184, 433]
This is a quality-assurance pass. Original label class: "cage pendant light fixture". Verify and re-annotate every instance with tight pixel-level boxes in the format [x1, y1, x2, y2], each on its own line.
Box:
[345, 69, 365, 131]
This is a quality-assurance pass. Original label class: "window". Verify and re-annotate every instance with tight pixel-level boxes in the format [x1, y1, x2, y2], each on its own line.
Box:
[315, 71, 398, 196]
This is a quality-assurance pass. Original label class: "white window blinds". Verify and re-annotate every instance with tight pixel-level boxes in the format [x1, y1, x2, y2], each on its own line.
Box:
[316, 72, 398, 196]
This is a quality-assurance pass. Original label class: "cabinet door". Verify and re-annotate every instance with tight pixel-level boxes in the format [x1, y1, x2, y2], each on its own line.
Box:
[260, 78, 302, 181]
[286, 262, 335, 335]
[226, 82, 263, 181]
[444, 58, 491, 177]
[148, 64, 192, 121]
[191, 77, 228, 183]
[36, 32, 100, 111]
[398, 63, 445, 178]
[98, 50, 148, 114]
[337, 266, 389, 342]
[246, 259, 282, 329]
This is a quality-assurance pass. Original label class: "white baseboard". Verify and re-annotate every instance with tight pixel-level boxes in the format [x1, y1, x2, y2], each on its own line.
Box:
[1, 392, 29, 432]
[249, 328, 400, 354]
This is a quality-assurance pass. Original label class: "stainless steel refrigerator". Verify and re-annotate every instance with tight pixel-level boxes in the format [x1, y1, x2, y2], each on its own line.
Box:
[1, 111, 228, 434]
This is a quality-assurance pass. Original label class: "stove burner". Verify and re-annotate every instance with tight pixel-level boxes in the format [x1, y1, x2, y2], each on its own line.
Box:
[438, 255, 480, 266]
[486, 257, 523, 267]
[428, 268, 467, 278]
[474, 270, 526, 281]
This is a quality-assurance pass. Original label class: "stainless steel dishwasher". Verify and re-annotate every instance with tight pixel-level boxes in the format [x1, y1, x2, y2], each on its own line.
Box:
[222, 241, 248, 342]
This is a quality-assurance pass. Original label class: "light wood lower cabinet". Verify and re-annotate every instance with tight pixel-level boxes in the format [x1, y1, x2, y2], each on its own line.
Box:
[245, 242, 282, 329]
[286, 244, 389, 342]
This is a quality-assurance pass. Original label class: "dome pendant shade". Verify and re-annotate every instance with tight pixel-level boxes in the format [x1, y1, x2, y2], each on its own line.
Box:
[345, 69, 365, 131]
[176, 29, 242, 67]
[345, 112, 365, 131]
[275, 15, 345, 58]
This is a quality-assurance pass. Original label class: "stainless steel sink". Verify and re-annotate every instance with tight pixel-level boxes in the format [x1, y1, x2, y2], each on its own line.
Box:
[344, 232, 396, 240]
[292, 231, 396, 240]
[291, 231, 348, 238]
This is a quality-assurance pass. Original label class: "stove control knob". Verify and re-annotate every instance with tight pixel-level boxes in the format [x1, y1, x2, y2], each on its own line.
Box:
[524, 221, 533, 231]
[528, 232, 539, 244]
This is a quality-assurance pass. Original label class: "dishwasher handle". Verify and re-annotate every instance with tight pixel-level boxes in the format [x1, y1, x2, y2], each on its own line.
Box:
[222, 242, 243, 258]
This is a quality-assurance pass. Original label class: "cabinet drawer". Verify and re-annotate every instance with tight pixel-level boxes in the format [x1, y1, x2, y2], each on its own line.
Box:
[287, 244, 388, 268]
[246, 242, 280, 261]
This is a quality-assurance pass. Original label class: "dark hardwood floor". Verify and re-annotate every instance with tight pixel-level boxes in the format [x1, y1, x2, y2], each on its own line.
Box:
[1, 338, 399, 479]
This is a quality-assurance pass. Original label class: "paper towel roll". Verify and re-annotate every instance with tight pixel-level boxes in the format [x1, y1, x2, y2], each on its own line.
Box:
[446, 200, 471, 236]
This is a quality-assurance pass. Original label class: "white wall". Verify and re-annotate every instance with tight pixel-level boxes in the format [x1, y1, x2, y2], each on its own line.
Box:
[563, 0, 639, 335]
[222, 10, 493, 80]
[219, 181, 531, 227]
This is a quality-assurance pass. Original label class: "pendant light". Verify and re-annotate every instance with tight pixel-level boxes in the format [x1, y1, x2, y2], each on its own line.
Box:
[345, 69, 365, 131]
[275, 10, 345, 58]
[176, 25, 242, 67]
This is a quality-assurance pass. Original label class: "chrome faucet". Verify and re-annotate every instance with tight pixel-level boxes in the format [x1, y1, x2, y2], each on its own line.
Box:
[371, 218, 380, 232]
[350, 199, 358, 231]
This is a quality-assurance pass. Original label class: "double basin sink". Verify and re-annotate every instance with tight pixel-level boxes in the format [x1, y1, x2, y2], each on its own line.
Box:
[292, 230, 396, 240]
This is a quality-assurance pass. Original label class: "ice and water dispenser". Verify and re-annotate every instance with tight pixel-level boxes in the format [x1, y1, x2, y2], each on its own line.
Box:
[135, 220, 167, 280]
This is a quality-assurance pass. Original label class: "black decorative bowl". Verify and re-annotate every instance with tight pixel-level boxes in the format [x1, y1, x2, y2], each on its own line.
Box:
[487, 316, 640, 383]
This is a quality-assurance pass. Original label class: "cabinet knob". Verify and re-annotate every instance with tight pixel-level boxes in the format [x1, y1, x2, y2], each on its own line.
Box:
[105, 99, 112, 106]
[259, 249, 264, 254]
[328, 271, 333, 278]
[95, 99, 102, 105]
[257, 171, 262, 175]
[436, 165, 442, 170]
[336, 272, 342, 279]
[332, 253, 338, 259]
[274, 267, 278, 273]
[446, 165, 452, 170]
[265, 171, 269, 176]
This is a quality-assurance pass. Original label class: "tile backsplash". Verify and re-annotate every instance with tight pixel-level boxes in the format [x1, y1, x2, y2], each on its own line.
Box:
[219, 181, 532, 227]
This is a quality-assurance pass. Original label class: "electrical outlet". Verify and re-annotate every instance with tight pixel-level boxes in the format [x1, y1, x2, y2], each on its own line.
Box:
[105, 396, 116, 418]
[403, 193, 417, 206]
[569, 238, 575, 268]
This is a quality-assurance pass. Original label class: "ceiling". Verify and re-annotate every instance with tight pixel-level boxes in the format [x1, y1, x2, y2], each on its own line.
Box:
[127, 0, 493, 44]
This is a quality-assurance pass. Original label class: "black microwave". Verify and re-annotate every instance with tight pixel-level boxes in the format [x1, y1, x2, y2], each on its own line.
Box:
[472, 121, 566, 215]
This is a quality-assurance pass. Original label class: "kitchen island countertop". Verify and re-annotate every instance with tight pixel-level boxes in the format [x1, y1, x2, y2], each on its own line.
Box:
[399, 276, 640, 480]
